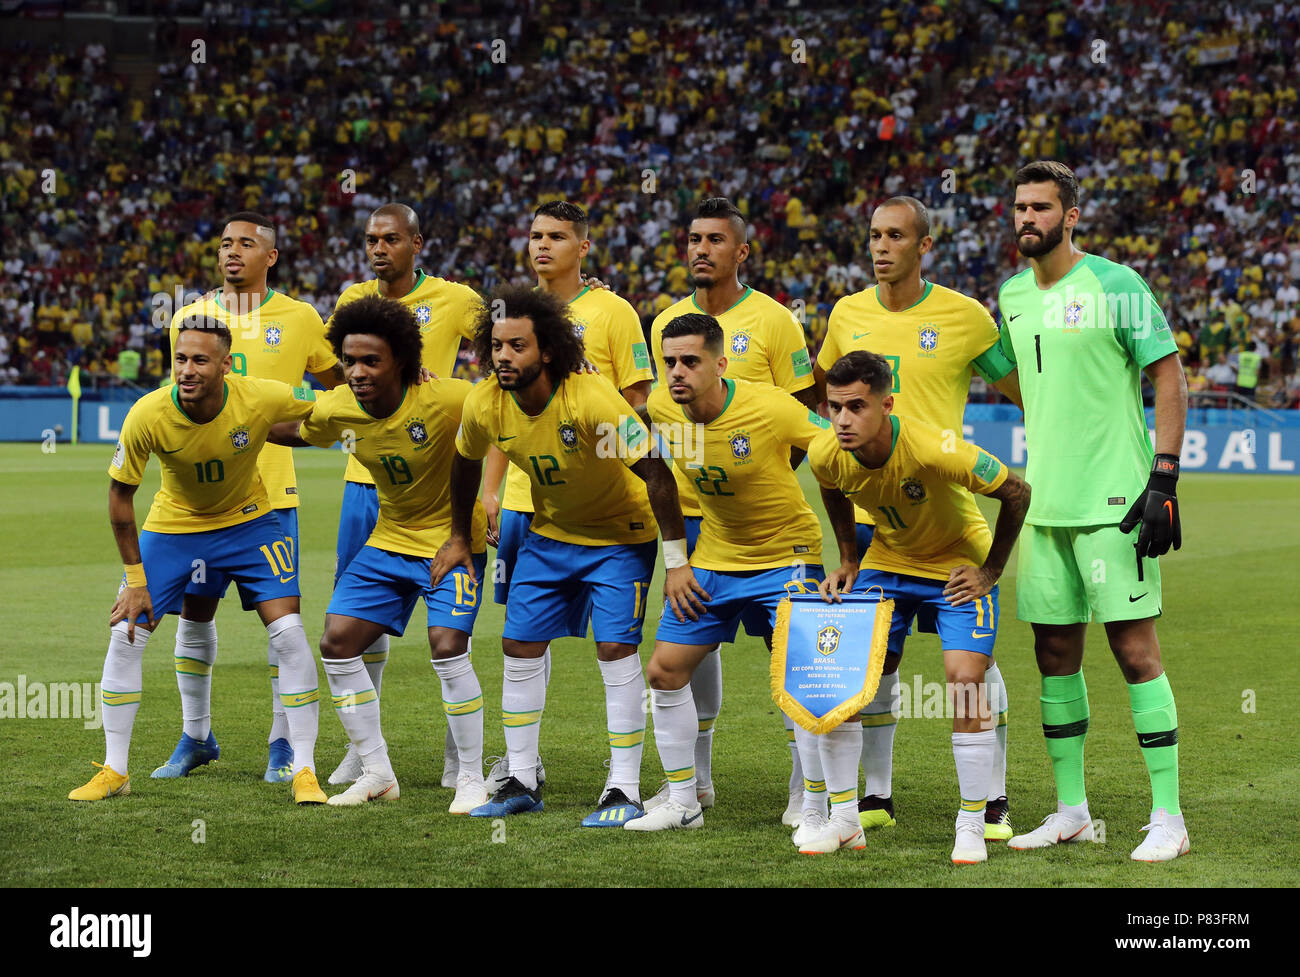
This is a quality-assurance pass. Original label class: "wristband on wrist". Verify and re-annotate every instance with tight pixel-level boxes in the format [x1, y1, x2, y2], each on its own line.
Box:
[123, 563, 148, 588]
[663, 538, 688, 570]
[1152, 454, 1180, 480]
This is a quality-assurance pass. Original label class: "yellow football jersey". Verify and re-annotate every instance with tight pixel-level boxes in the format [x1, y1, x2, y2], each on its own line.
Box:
[808, 415, 1009, 581]
[501, 285, 654, 512]
[109, 376, 319, 534]
[299, 381, 487, 558]
[647, 379, 827, 571]
[457, 371, 657, 547]
[169, 289, 336, 511]
[817, 280, 1012, 526]
[651, 286, 814, 517]
[330, 271, 483, 485]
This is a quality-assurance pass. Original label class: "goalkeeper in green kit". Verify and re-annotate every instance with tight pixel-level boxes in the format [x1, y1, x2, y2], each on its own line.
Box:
[995, 161, 1189, 862]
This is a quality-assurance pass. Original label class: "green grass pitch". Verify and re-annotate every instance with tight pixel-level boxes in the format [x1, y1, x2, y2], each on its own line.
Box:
[2, 443, 1296, 887]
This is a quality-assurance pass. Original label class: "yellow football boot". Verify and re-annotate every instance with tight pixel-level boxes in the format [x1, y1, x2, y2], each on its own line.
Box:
[292, 767, 327, 805]
[69, 762, 130, 802]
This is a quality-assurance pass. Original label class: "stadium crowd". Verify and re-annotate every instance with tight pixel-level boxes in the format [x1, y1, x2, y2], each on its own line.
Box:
[1, 0, 1298, 406]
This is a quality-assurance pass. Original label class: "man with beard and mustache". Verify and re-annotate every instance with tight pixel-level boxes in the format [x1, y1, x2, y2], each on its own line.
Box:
[646, 197, 819, 828]
[326, 203, 484, 791]
[995, 160, 1190, 862]
[436, 285, 699, 822]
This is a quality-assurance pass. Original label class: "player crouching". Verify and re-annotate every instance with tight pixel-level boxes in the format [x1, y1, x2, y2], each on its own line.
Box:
[811, 352, 1030, 863]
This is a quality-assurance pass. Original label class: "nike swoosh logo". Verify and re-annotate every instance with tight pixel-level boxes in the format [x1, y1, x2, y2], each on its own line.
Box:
[497, 435, 516, 442]
[277, 575, 296, 584]
[1129, 593, 1148, 603]
[852, 331, 871, 339]
[451, 608, 475, 616]
[680, 809, 703, 826]
[971, 630, 993, 640]
[1009, 314, 1021, 321]
[1137, 733, 1164, 747]
[159, 447, 182, 454]
[1163, 499, 1174, 527]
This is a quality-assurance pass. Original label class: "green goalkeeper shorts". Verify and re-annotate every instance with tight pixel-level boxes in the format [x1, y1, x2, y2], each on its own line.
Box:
[1016, 523, 1162, 625]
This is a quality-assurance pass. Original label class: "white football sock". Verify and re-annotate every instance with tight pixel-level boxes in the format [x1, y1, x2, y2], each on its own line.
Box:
[323, 654, 392, 780]
[102, 622, 150, 773]
[690, 644, 722, 787]
[822, 720, 863, 828]
[433, 651, 484, 778]
[599, 654, 646, 800]
[784, 711, 803, 793]
[651, 685, 697, 805]
[985, 661, 1009, 799]
[268, 613, 319, 776]
[953, 729, 995, 829]
[862, 670, 899, 798]
[793, 723, 828, 819]
[501, 654, 546, 790]
[362, 634, 389, 698]
[173, 617, 217, 741]
[267, 640, 289, 745]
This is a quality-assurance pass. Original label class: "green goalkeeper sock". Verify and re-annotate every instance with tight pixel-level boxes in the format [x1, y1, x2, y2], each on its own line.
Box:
[1041, 671, 1089, 807]
[1128, 672, 1180, 816]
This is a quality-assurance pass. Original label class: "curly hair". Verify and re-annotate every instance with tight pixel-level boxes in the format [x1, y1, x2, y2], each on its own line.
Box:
[326, 295, 423, 387]
[473, 284, 586, 385]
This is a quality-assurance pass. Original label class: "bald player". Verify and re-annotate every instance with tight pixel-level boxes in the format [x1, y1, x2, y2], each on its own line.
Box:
[648, 196, 819, 825]
[813, 196, 1024, 840]
[327, 203, 485, 788]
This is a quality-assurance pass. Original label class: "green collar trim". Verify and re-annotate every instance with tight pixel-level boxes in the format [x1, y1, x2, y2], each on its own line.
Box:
[216, 287, 275, 313]
[170, 379, 228, 423]
[509, 378, 560, 416]
[691, 285, 752, 316]
[400, 269, 428, 298]
[357, 384, 407, 419]
[568, 285, 591, 305]
[875, 279, 932, 312]
[851, 413, 900, 470]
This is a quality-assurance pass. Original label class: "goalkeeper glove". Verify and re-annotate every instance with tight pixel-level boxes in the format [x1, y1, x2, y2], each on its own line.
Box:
[1118, 454, 1181, 558]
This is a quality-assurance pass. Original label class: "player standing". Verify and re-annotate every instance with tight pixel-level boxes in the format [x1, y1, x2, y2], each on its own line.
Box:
[436, 285, 695, 825]
[327, 203, 483, 788]
[70, 319, 327, 805]
[813, 196, 1022, 839]
[269, 297, 491, 812]
[812, 351, 1030, 861]
[627, 313, 835, 834]
[153, 212, 344, 785]
[479, 201, 654, 796]
[996, 161, 1190, 861]
[648, 196, 819, 823]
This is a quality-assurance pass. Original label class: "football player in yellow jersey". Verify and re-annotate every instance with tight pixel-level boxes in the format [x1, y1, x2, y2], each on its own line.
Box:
[812, 351, 1030, 862]
[69, 319, 331, 806]
[479, 200, 654, 797]
[326, 203, 484, 789]
[648, 197, 819, 822]
[155, 212, 346, 787]
[627, 312, 843, 834]
[268, 297, 492, 813]
[813, 196, 1023, 839]
[436, 285, 698, 824]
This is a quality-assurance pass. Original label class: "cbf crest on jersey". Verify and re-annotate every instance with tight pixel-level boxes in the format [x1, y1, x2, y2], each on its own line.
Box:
[730, 332, 751, 355]
[406, 417, 429, 447]
[228, 425, 252, 453]
[571, 316, 587, 341]
[817, 625, 841, 656]
[558, 421, 580, 453]
[918, 323, 939, 351]
[414, 304, 433, 330]
[901, 476, 927, 502]
[1064, 300, 1085, 329]
[264, 323, 283, 347]
[728, 429, 752, 462]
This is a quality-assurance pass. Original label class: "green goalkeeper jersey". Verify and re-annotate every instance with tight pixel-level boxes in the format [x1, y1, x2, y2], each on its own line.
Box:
[996, 252, 1178, 527]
